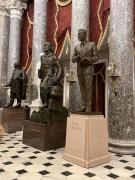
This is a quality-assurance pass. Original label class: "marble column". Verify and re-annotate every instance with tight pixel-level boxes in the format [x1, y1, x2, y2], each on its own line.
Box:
[7, 0, 27, 80]
[108, 0, 135, 154]
[70, 0, 89, 112]
[0, 5, 10, 106]
[30, 0, 48, 111]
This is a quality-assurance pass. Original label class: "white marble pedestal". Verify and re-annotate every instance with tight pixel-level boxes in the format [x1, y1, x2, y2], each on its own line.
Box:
[63, 114, 111, 168]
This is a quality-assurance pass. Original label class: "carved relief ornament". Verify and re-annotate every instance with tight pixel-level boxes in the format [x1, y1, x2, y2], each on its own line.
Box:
[6, 0, 27, 11]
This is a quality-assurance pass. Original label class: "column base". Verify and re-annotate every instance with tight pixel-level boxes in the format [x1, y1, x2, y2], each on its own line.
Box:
[109, 139, 135, 155]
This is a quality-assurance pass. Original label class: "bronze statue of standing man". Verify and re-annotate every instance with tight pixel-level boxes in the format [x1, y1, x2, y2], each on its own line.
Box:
[72, 29, 97, 112]
[5, 62, 27, 108]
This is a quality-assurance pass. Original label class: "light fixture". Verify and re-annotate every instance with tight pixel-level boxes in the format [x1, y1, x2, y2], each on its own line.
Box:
[107, 63, 121, 96]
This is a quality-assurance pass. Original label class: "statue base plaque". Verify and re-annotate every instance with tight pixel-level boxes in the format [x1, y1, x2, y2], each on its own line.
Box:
[2, 108, 27, 133]
[63, 114, 111, 168]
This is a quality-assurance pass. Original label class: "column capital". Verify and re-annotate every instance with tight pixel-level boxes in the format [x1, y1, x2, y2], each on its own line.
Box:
[6, 0, 27, 20]
[6, 0, 27, 11]
[0, 0, 8, 11]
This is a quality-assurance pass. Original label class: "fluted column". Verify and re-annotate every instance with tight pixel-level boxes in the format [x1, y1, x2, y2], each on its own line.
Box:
[6, 0, 27, 80]
[70, 0, 89, 112]
[108, 0, 135, 154]
[30, 0, 48, 110]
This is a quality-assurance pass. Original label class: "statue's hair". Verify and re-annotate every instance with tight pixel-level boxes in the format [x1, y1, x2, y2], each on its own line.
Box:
[14, 62, 21, 68]
[44, 41, 54, 52]
[78, 29, 87, 36]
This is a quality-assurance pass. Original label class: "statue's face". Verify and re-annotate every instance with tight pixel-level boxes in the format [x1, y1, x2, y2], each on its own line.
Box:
[44, 43, 51, 52]
[78, 30, 87, 41]
[14, 63, 20, 69]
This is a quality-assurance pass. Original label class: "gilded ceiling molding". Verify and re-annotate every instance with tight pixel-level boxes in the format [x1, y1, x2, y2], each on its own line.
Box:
[56, 0, 71, 6]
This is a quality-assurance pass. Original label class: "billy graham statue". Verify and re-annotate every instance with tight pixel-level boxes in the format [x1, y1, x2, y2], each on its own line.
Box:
[72, 29, 98, 112]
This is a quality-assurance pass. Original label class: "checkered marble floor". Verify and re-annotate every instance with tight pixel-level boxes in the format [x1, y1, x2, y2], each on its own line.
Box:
[0, 132, 135, 180]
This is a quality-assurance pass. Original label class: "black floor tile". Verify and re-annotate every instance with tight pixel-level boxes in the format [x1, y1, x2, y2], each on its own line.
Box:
[47, 156, 55, 160]
[17, 151, 25, 153]
[0, 169, 5, 173]
[125, 166, 134, 170]
[16, 169, 27, 174]
[120, 160, 128, 163]
[39, 170, 50, 175]
[7, 146, 14, 149]
[28, 156, 37, 159]
[3, 161, 13, 165]
[49, 151, 57, 155]
[1, 150, 9, 153]
[33, 151, 41, 154]
[23, 162, 33, 166]
[104, 165, 114, 169]
[63, 163, 73, 167]
[11, 155, 20, 159]
[107, 173, 119, 179]
[61, 171, 73, 176]
[43, 162, 53, 167]
[84, 172, 96, 178]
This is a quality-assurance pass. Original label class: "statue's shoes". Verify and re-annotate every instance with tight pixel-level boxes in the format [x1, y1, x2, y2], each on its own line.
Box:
[13, 103, 21, 108]
[81, 108, 86, 112]
[43, 103, 48, 108]
[4, 104, 13, 108]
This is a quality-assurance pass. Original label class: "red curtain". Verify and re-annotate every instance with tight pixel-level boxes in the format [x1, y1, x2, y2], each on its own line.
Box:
[92, 63, 106, 115]
[90, 0, 110, 115]
[89, 0, 110, 43]
[20, 2, 34, 72]
[46, 1, 71, 57]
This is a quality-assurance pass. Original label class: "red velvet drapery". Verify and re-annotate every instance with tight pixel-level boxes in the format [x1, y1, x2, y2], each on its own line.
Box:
[89, 0, 110, 44]
[46, 0, 71, 57]
[20, 2, 34, 72]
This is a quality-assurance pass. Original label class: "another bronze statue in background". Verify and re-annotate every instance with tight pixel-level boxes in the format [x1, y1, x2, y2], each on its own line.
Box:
[72, 29, 98, 112]
[5, 62, 27, 108]
[38, 42, 63, 110]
